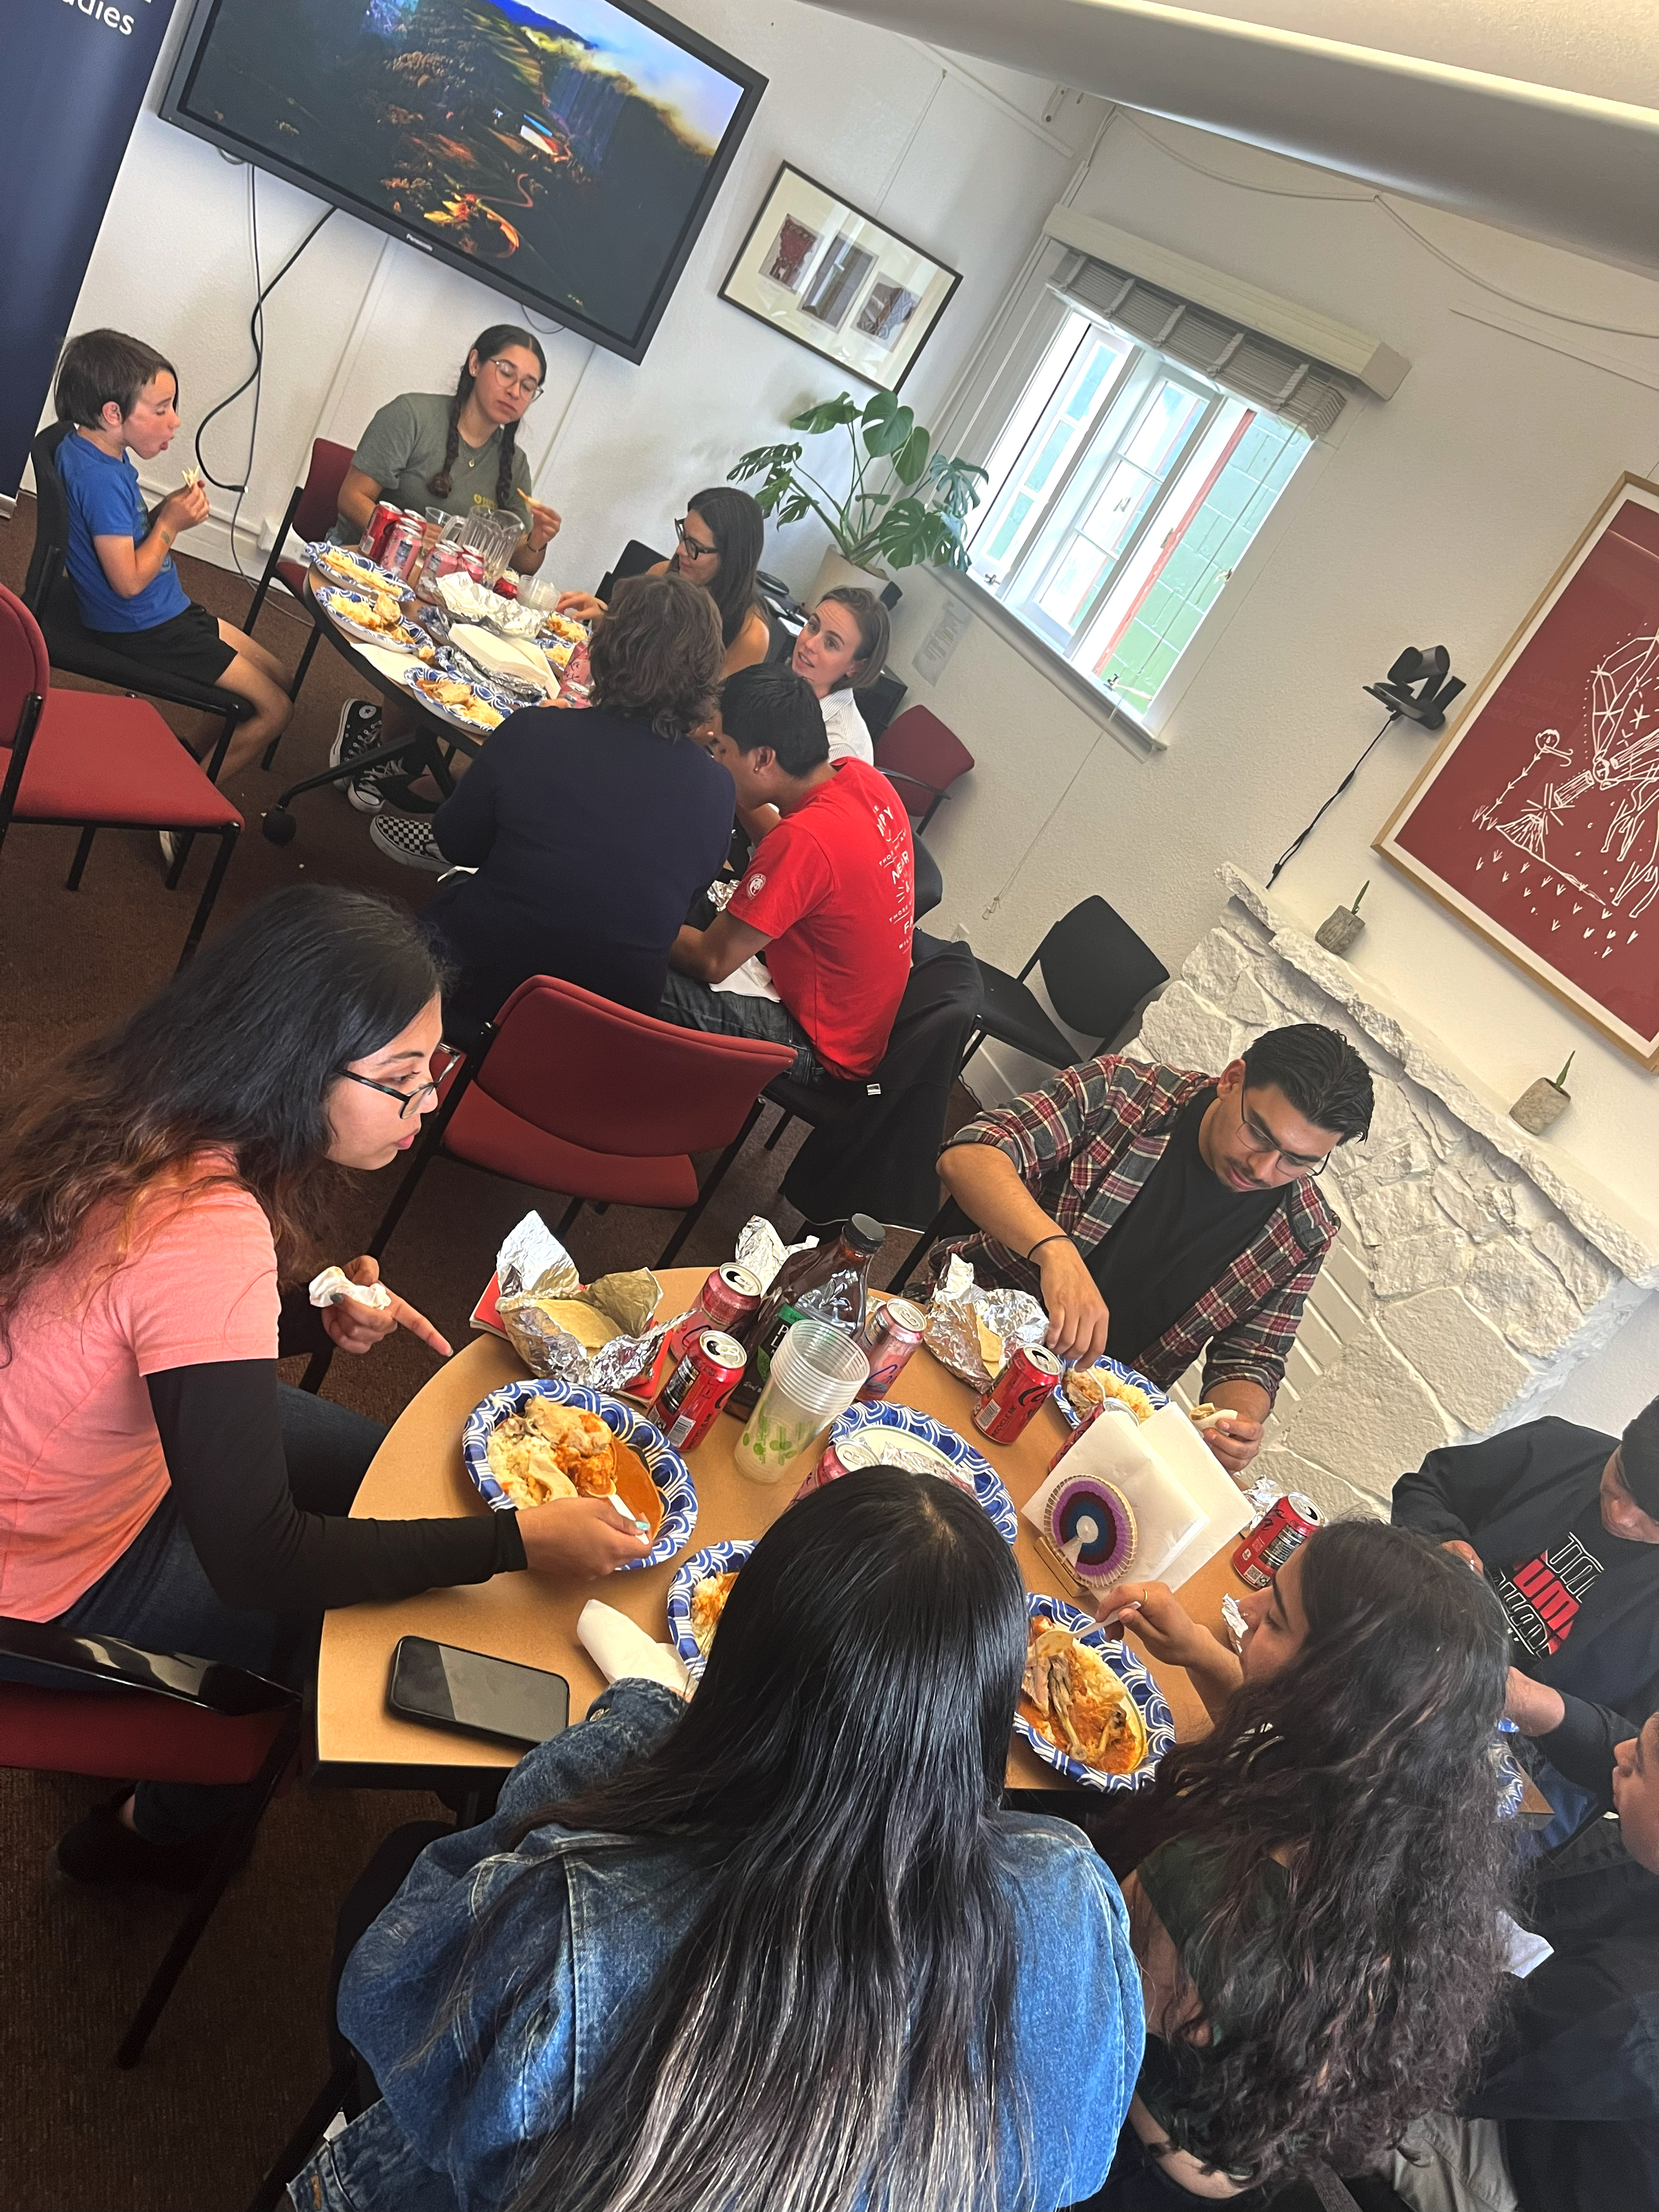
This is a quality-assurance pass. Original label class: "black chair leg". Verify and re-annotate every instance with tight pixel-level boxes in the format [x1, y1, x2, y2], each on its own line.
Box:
[177, 826, 240, 968]
[556, 1195, 584, 1237]
[64, 826, 97, 890]
[242, 2053, 359, 2212]
[205, 707, 241, 783]
[890, 1198, 955, 1293]
[270, 732, 432, 815]
[299, 1344, 336, 1396]
[763, 1109, 794, 1154]
[656, 1098, 766, 1269]
[117, 1707, 301, 2068]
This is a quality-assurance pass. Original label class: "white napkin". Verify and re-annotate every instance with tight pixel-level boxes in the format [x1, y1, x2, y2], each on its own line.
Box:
[1498, 1911, 1554, 1978]
[577, 1600, 690, 1696]
[1035, 1413, 1205, 1587]
[449, 622, 557, 693]
[308, 1265, 392, 1311]
[712, 953, 782, 1002]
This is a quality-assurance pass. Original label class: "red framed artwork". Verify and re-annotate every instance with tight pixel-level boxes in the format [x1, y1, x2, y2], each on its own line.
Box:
[1378, 475, 1659, 1068]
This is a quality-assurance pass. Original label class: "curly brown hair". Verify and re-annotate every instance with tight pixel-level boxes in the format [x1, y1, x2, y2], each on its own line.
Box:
[588, 572, 723, 738]
[0, 888, 445, 1354]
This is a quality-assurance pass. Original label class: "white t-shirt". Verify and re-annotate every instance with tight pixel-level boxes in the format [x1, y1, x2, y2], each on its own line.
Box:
[820, 687, 873, 765]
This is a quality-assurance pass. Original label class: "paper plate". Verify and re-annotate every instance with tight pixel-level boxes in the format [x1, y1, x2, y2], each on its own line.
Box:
[1014, 1592, 1176, 1793]
[1054, 1355, 1169, 1430]
[314, 583, 428, 652]
[303, 541, 413, 599]
[823, 1402, 1018, 1544]
[461, 1378, 695, 1572]
[401, 663, 506, 732]
[664, 1539, 755, 1683]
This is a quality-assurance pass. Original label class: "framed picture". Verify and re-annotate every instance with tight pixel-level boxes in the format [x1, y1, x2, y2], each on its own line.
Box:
[1377, 474, 1659, 1067]
[720, 161, 961, 392]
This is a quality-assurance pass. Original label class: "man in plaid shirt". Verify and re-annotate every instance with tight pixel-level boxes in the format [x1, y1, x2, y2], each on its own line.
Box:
[936, 1023, 1373, 1475]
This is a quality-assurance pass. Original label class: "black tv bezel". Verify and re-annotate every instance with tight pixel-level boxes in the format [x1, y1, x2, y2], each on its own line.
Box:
[158, 0, 768, 366]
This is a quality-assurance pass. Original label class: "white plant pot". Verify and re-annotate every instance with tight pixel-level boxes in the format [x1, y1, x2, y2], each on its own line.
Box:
[806, 547, 887, 608]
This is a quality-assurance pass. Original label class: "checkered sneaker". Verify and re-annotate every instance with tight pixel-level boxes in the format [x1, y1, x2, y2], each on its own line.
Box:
[369, 813, 450, 872]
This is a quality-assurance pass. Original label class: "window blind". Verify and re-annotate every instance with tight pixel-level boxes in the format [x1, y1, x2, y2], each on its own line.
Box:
[1050, 248, 1351, 438]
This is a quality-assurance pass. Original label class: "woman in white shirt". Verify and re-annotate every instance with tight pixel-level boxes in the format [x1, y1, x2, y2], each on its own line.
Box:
[791, 585, 890, 763]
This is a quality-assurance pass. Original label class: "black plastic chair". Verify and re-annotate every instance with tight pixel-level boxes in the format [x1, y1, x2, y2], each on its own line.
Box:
[594, 538, 667, 602]
[961, 895, 1168, 1075]
[912, 835, 943, 923]
[25, 424, 250, 782]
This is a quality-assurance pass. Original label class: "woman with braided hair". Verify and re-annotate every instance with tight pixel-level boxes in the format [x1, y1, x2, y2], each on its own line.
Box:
[330, 325, 565, 802]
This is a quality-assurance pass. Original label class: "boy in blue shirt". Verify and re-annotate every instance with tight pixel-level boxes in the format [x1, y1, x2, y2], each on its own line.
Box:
[51, 329, 290, 776]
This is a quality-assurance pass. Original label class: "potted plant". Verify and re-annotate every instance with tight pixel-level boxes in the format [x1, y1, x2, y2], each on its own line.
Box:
[1510, 1053, 1574, 1136]
[1315, 882, 1369, 957]
[730, 390, 988, 605]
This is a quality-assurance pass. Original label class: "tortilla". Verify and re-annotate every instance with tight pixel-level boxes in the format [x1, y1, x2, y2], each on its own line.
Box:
[528, 1297, 623, 1352]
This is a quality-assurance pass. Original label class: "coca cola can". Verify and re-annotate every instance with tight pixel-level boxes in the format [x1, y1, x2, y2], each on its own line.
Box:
[972, 1342, 1063, 1447]
[666, 1264, 762, 1365]
[856, 1298, 927, 1401]
[379, 517, 424, 583]
[653, 1329, 746, 1454]
[1232, 1493, 1323, 1590]
[363, 500, 402, 561]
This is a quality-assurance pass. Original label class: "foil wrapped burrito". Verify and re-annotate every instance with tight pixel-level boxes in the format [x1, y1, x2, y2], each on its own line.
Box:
[922, 1253, 1049, 1387]
[494, 1212, 667, 1393]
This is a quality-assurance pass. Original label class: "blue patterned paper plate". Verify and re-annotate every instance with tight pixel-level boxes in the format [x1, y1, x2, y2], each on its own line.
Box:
[1054, 1355, 1169, 1430]
[825, 1402, 1018, 1544]
[461, 1379, 696, 1572]
[665, 1539, 755, 1683]
[303, 540, 413, 599]
[1015, 1592, 1176, 1793]
[1490, 1737, 1526, 1821]
[313, 582, 428, 652]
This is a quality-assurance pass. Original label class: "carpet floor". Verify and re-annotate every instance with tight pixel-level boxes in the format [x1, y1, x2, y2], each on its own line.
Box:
[0, 500, 961, 2209]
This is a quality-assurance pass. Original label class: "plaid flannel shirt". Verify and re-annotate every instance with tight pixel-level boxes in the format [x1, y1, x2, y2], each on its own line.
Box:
[936, 1055, 1340, 1403]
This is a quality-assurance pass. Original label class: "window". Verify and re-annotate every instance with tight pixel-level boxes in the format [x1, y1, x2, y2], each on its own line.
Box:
[966, 308, 1312, 720]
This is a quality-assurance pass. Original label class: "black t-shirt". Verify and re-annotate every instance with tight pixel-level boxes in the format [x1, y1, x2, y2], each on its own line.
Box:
[1087, 1087, 1287, 1365]
[1490, 1507, 1651, 1664]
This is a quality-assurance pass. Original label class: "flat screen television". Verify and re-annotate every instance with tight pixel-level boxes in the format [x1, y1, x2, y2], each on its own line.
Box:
[160, 0, 766, 364]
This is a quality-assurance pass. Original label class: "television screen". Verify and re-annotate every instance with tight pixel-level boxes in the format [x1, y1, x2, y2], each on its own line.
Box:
[161, 0, 766, 363]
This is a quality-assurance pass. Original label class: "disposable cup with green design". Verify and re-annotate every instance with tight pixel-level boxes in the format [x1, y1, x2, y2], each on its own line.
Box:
[733, 1319, 869, 1485]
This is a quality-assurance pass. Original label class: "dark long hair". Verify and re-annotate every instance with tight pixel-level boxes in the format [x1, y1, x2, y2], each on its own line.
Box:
[467, 1470, 1032, 2212]
[428, 324, 546, 511]
[1113, 1521, 1514, 2185]
[685, 483, 764, 647]
[0, 887, 444, 1347]
[588, 572, 723, 738]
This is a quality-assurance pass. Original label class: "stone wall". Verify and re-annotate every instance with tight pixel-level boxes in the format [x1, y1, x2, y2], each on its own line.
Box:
[1128, 868, 1659, 1519]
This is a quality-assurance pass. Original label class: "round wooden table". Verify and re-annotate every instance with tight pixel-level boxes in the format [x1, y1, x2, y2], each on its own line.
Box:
[313, 1269, 1253, 1789]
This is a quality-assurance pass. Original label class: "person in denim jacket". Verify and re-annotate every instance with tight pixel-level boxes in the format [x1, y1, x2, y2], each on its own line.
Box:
[293, 1469, 1144, 2212]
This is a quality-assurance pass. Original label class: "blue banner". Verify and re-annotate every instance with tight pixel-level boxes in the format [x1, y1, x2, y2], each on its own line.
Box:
[0, 0, 178, 500]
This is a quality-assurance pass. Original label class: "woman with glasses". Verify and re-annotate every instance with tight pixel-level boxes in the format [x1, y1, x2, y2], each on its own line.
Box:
[0, 887, 649, 1892]
[557, 484, 771, 678]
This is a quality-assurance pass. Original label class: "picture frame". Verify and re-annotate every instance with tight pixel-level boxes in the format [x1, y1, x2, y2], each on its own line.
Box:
[1376, 473, 1659, 1068]
[719, 161, 962, 393]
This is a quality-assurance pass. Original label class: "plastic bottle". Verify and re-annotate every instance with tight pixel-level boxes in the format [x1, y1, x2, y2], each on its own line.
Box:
[726, 1214, 885, 1414]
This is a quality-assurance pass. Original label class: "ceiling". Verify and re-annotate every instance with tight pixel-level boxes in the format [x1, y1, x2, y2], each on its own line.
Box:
[805, 0, 1659, 276]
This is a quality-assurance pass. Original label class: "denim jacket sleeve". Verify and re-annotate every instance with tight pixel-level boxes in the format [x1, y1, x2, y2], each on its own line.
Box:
[294, 1681, 683, 2212]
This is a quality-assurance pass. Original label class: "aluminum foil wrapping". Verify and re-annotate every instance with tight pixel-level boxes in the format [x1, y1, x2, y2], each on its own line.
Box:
[308, 1265, 392, 1311]
[922, 1252, 1049, 1387]
[494, 1211, 674, 1396]
[733, 1216, 816, 1293]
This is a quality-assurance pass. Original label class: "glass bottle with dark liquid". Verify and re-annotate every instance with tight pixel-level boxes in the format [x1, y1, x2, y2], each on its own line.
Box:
[726, 1214, 885, 1415]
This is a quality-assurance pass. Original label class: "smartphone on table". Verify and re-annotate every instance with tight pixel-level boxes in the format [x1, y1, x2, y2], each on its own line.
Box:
[388, 1636, 569, 1749]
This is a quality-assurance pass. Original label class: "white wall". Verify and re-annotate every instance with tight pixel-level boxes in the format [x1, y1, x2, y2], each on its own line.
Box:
[47, 7, 1100, 597]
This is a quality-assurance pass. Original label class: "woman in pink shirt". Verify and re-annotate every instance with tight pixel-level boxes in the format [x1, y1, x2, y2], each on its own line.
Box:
[0, 887, 648, 1889]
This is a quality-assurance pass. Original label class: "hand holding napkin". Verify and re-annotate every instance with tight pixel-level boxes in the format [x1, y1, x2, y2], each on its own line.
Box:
[577, 1600, 690, 1697]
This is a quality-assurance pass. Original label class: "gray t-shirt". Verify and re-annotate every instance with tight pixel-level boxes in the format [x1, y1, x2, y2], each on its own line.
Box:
[331, 391, 533, 540]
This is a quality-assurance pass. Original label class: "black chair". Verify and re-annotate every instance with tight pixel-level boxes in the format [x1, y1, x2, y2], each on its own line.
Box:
[25, 423, 250, 783]
[912, 835, 943, 923]
[594, 538, 667, 602]
[960, 895, 1168, 1075]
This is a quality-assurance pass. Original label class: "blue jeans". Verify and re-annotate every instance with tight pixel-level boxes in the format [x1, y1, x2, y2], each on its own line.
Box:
[18, 1385, 385, 1844]
[656, 969, 825, 1086]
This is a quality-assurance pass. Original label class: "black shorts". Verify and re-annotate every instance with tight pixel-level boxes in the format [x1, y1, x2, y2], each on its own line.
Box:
[89, 602, 236, 687]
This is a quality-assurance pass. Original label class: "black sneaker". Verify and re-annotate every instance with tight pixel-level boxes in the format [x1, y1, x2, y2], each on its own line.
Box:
[329, 698, 382, 771]
[57, 1787, 249, 1894]
[347, 754, 425, 815]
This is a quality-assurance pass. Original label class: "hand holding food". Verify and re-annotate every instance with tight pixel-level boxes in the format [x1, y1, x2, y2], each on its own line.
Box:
[521, 494, 562, 550]
[162, 478, 210, 531]
[1203, 1412, 1263, 1474]
[320, 1255, 452, 1358]
[1034, 1239, 1110, 1365]
[517, 1494, 653, 1577]
[555, 590, 606, 624]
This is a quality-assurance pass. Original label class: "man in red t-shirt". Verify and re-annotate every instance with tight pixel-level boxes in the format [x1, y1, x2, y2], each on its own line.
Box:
[661, 663, 914, 1082]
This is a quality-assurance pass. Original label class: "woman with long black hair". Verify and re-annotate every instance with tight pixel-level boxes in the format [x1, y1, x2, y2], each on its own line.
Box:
[1080, 1521, 1516, 2206]
[294, 1470, 1144, 2212]
[557, 483, 771, 676]
[0, 886, 648, 1888]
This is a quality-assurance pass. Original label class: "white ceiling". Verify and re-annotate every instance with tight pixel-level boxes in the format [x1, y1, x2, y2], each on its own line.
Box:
[805, 0, 1659, 275]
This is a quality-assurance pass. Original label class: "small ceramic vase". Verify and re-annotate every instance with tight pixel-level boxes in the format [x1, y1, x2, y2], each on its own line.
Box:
[1510, 1077, 1571, 1135]
[1315, 906, 1365, 957]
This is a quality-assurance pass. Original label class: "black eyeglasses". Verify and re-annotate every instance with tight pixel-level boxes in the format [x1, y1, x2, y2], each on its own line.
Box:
[1238, 1090, 1331, 1176]
[674, 517, 719, 561]
[338, 1043, 462, 1121]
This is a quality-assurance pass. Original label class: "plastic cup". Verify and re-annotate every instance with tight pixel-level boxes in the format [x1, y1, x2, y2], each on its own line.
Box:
[733, 1319, 869, 1485]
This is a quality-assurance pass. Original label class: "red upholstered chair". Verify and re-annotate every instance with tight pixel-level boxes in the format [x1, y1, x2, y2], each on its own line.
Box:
[0, 1616, 300, 2067]
[243, 437, 356, 761]
[367, 978, 797, 1271]
[0, 583, 242, 970]
[873, 705, 975, 833]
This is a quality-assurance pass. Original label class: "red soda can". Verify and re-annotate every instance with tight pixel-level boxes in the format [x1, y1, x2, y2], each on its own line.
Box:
[363, 501, 401, 561]
[458, 548, 487, 584]
[973, 1342, 1063, 1446]
[1232, 1493, 1322, 1590]
[653, 1329, 746, 1454]
[666, 1264, 762, 1365]
[856, 1298, 927, 1401]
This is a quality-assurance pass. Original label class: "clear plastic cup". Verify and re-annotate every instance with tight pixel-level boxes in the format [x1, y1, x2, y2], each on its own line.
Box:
[733, 1319, 869, 1484]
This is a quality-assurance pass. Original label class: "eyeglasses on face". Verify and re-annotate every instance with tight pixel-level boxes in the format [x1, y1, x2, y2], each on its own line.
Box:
[1238, 1088, 1331, 1176]
[674, 517, 719, 560]
[486, 357, 543, 399]
[338, 1043, 463, 1121]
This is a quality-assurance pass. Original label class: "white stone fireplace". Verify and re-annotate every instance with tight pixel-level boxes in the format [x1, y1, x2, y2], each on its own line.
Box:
[1128, 867, 1659, 1518]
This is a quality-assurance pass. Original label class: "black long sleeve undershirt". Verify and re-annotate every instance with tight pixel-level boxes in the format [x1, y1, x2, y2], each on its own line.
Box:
[145, 1358, 526, 1613]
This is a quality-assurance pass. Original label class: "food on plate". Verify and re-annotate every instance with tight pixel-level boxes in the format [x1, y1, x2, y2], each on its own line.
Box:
[414, 672, 504, 729]
[1064, 1365, 1156, 1423]
[314, 545, 394, 591]
[539, 611, 589, 646]
[487, 1398, 617, 1505]
[1020, 1617, 1147, 1775]
[974, 1313, 1005, 1374]
[689, 1568, 739, 1652]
